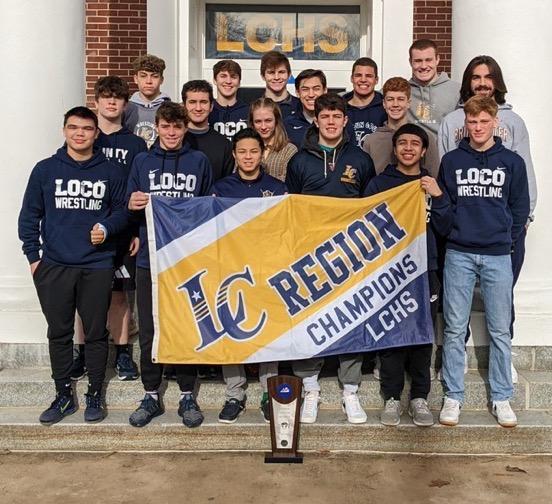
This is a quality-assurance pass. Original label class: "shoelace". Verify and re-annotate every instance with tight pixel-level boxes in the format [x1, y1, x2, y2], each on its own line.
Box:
[303, 393, 319, 413]
[385, 399, 399, 412]
[412, 399, 430, 414]
[140, 395, 159, 413]
[86, 394, 102, 409]
[51, 394, 72, 410]
[118, 352, 133, 370]
[344, 395, 363, 414]
[183, 395, 198, 411]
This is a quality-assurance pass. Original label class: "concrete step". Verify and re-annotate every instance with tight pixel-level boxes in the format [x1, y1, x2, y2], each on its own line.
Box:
[1, 407, 551, 454]
[1, 367, 551, 411]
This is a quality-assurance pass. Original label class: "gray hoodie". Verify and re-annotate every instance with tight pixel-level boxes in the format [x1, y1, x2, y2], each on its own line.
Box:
[438, 102, 537, 219]
[362, 122, 440, 178]
[123, 91, 171, 148]
[407, 72, 460, 135]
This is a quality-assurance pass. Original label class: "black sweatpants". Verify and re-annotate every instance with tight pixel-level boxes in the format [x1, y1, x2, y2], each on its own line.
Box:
[136, 267, 197, 392]
[380, 271, 440, 401]
[33, 262, 113, 394]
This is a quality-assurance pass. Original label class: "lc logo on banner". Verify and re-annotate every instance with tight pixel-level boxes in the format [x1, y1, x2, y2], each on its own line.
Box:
[146, 181, 433, 364]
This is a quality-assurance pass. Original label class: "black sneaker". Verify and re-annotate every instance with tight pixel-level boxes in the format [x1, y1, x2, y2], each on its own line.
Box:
[260, 396, 270, 423]
[218, 398, 246, 424]
[115, 352, 139, 381]
[84, 392, 106, 423]
[129, 394, 164, 427]
[39, 393, 77, 425]
[178, 394, 204, 428]
[70, 349, 87, 381]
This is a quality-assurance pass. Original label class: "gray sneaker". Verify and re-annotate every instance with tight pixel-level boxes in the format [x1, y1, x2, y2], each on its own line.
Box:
[380, 398, 402, 426]
[408, 398, 434, 427]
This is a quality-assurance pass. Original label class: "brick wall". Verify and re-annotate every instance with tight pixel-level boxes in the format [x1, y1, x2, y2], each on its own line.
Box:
[413, 0, 453, 74]
[85, 0, 147, 107]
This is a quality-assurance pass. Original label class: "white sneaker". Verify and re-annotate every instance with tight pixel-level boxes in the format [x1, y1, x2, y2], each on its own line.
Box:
[439, 397, 461, 426]
[342, 393, 367, 424]
[300, 391, 320, 424]
[492, 400, 517, 428]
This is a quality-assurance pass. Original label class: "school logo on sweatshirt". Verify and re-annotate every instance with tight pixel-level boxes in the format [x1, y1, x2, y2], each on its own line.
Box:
[148, 170, 198, 198]
[455, 167, 506, 198]
[54, 179, 106, 210]
[213, 120, 247, 140]
[340, 166, 357, 184]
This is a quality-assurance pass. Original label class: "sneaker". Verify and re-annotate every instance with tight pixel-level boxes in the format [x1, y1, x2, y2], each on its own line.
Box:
[129, 393, 164, 427]
[39, 393, 77, 425]
[218, 398, 246, 424]
[342, 393, 367, 424]
[115, 352, 139, 381]
[84, 392, 106, 423]
[260, 394, 270, 423]
[439, 397, 461, 426]
[179, 394, 204, 428]
[380, 398, 402, 426]
[408, 398, 434, 427]
[300, 390, 320, 424]
[492, 400, 517, 428]
[70, 350, 87, 381]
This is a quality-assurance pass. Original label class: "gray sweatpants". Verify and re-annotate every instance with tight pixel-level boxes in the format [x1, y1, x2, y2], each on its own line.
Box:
[222, 363, 279, 401]
[292, 354, 363, 393]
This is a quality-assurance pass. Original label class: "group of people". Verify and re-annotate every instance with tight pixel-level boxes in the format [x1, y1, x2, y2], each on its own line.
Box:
[18, 39, 535, 432]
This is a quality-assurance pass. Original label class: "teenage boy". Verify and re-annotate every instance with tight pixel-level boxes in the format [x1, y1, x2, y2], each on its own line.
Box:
[72, 76, 147, 382]
[182, 79, 234, 181]
[285, 93, 376, 424]
[342, 57, 387, 147]
[363, 77, 440, 176]
[407, 39, 459, 135]
[18, 106, 128, 424]
[126, 102, 214, 428]
[260, 51, 300, 119]
[365, 124, 450, 427]
[123, 54, 171, 147]
[438, 96, 529, 428]
[213, 128, 287, 423]
[284, 69, 327, 148]
[208, 60, 249, 141]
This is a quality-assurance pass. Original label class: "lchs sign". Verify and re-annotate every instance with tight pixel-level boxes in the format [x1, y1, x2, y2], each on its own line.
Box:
[205, 5, 361, 60]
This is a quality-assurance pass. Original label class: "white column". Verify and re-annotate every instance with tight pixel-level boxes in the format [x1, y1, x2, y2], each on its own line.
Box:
[0, 0, 85, 343]
[451, 0, 552, 345]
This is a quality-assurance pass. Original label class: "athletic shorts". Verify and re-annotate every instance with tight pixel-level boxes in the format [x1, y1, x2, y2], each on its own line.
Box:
[113, 251, 136, 292]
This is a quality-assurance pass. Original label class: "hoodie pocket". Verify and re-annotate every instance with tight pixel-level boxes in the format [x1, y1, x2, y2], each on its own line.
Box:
[43, 224, 100, 265]
[451, 203, 511, 249]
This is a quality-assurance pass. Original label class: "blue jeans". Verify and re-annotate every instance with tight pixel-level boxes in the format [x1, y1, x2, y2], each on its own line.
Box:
[442, 250, 513, 403]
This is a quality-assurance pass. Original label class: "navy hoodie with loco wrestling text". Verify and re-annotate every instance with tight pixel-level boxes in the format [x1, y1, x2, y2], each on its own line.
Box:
[126, 142, 214, 269]
[342, 91, 387, 148]
[285, 127, 376, 197]
[213, 170, 288, 198]
[438, 137, 530, 255]
[18, 147, 128, 268]
[209, 101, 249, 141]
[364, 165, 451, 271]
[95, 127, 147, 175]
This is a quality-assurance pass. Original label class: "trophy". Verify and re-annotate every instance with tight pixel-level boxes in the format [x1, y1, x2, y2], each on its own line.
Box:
[265, 375, 303, 464]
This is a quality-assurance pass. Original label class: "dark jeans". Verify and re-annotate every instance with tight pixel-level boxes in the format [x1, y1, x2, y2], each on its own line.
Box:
[33, 262, 113, 394]
[136, 267, 197, 392]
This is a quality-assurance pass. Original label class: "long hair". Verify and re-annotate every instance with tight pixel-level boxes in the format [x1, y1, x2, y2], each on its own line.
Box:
[248, 97, 289, 152]
[460, 55, 508, 105]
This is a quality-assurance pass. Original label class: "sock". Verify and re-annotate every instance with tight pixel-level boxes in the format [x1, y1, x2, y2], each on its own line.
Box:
[180, 391, 192, 399]
[87, 384, 102, 397]
[76, 344, 85, 358]
[145, 391, 159, 401]
[56, 382, 73, 397]
[115, 344, 130, 357]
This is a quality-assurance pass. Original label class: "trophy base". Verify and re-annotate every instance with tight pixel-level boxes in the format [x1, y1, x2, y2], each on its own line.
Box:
[264, 453, 304, 464]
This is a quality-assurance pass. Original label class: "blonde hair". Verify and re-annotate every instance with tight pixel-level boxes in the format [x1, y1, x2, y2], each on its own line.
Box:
[248, 98, 289, 152]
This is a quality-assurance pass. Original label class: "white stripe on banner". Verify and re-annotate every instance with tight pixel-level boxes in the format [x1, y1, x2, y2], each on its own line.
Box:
[156, 195, 289, 274]
[244, 234, 427, 363]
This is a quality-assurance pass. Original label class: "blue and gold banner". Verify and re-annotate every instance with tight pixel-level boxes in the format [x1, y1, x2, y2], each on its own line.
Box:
[146, 181, 433, 364]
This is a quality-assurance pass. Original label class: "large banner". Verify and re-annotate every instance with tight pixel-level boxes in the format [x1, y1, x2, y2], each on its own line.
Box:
[146, 181, 433, 364]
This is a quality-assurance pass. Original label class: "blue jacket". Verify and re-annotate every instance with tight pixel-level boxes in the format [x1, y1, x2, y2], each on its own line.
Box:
[342, 91, 387, 147]
[18, 147, 128, 268]
[213, 170, 287, 198]
[438, 137, 530, 255]
[275, 94, 300, 120]
[364, 165, 451, 271]
[209, 101, 249, 140]
[285, 127, 375, 197]
[95, 127, 147, 175]
[284, 108, 313, 148]
[126, 142, 214, 268]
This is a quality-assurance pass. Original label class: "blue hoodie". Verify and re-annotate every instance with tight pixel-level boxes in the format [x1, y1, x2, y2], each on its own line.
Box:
[209, 101, 249, 140]
[284, 108, 313, 148]
[438, 137, 530, 255]
[274, 94, 300, 120]
[213, 170, 287, 198]
[286, 127, 375, 197]
[126, 142, 214, 269]
[342, 91, 387, 147]
[95, 127, 147, 175]
[18, 147, 128, 268]
[364, 165, 451, 271]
